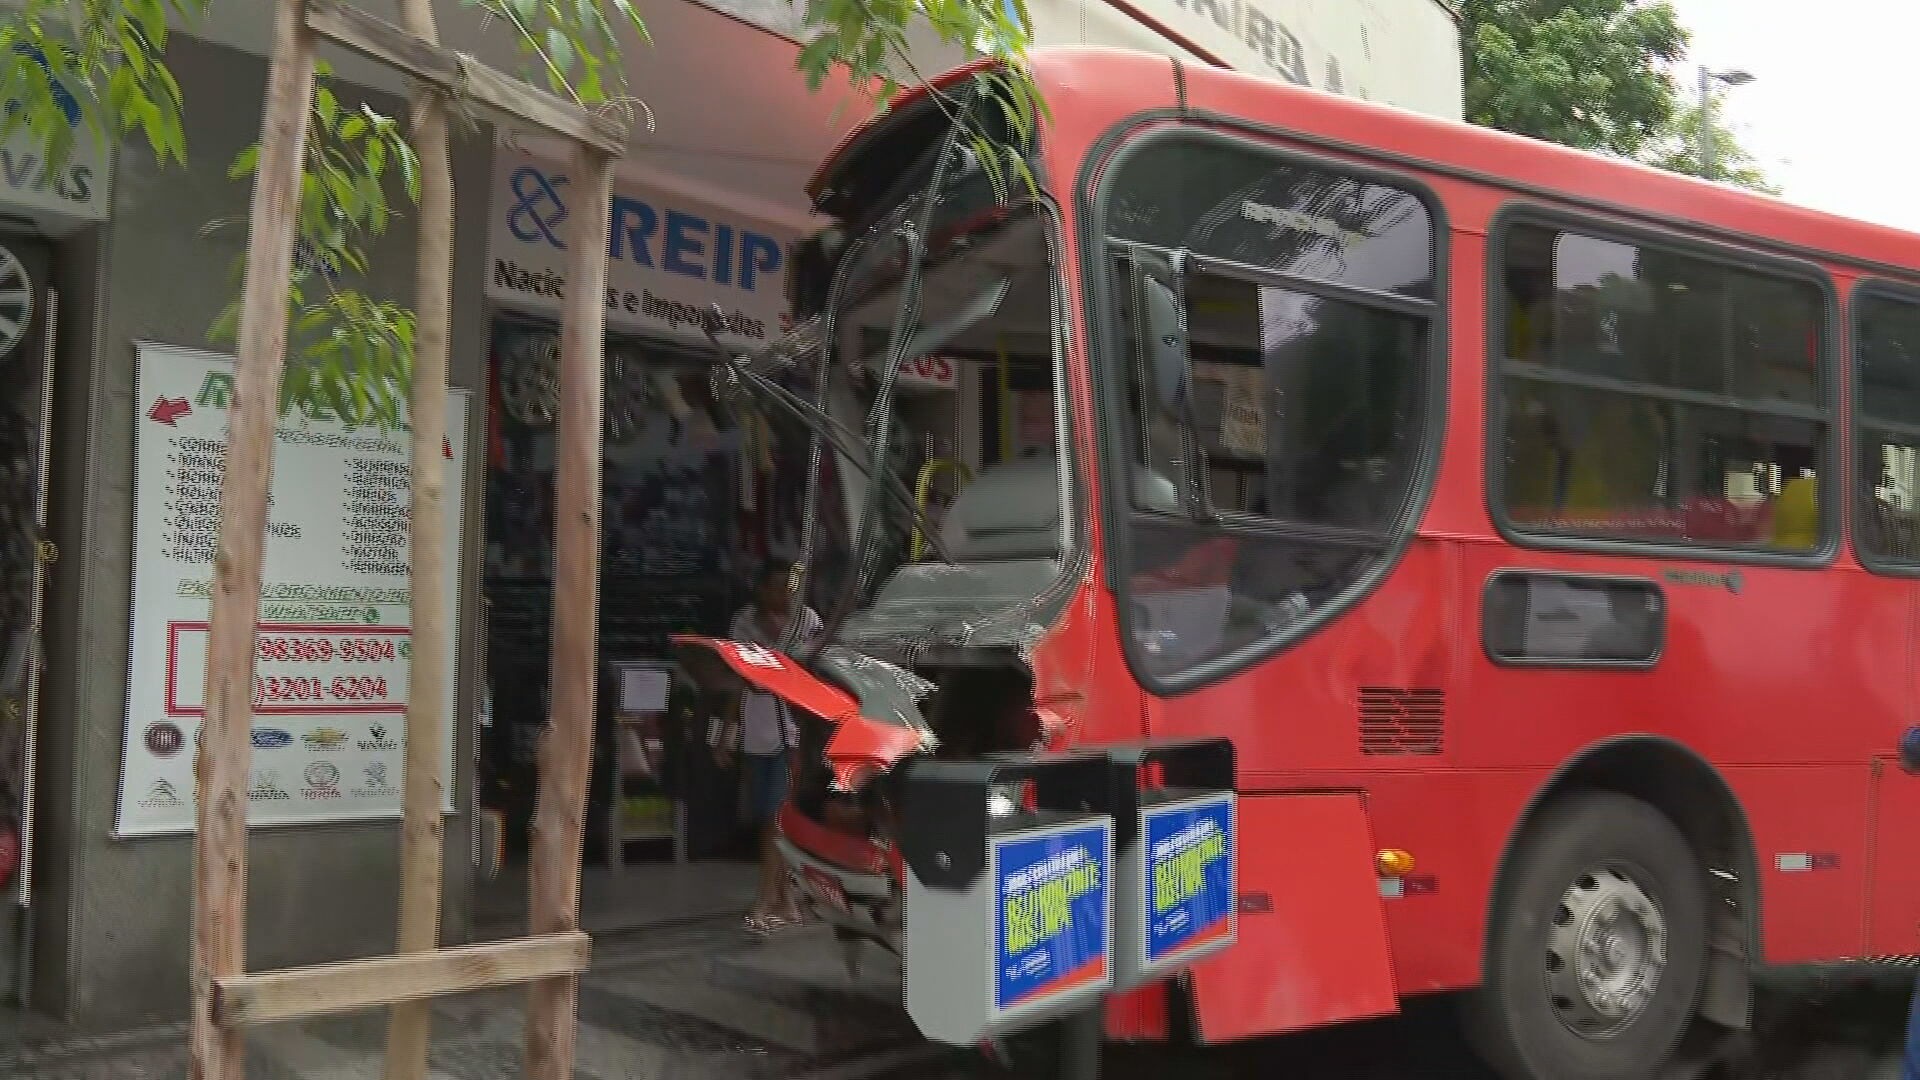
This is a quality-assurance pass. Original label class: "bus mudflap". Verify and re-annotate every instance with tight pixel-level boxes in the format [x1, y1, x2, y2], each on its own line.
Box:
[1188, 791, 1399, 1043]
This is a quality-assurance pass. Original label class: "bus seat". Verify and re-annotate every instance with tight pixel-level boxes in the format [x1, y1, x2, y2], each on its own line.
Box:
[1770, 474, 1819, 550]
[939, 454, 1061, 561]
[1133, 469, 1180, 515]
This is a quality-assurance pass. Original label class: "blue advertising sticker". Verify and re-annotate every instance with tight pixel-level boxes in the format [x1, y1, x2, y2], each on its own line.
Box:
[993, 822, 1111, 1012]
[1144, 795, 1235, 965]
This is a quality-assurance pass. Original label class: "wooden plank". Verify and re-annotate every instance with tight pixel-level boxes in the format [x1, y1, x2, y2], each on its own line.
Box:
[303, 0, 627, 154]
[524, 144, 616, 1080]
[189, 1, 316, 1077]
[384, 0, 456, 1075]
[214, 933, 593, 1027]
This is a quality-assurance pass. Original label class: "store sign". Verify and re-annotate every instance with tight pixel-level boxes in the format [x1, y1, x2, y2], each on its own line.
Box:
[0, 46, 112, 222]
[876, 355, 958, 391]
[1026, 0, 1463, 121]
[116, 342, 470, 837]
[486, 152, 793, 345]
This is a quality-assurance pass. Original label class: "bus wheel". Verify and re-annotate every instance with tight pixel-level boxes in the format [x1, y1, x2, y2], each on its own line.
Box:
[1466, 790, 1707, 1080]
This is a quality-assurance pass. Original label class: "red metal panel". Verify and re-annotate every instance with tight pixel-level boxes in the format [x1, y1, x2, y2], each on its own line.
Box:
[1724, 765, 1871, 964]
[1102, 984, 1170, 1042]
[1188, 792, 1398, 1043]
[1870, 760, 1920, 958]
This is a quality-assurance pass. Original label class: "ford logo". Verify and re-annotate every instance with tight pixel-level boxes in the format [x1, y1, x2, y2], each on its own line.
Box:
[251, 728, 293, 749]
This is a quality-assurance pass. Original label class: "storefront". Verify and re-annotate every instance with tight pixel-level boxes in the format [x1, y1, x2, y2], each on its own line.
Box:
[469, 141, 1058, 927]
[0, 50, 116, 1013]
[475, 147, 809, 924]
[0, 0, 876, 1029]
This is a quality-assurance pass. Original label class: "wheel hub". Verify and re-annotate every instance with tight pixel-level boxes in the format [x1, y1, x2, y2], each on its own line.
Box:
[1544, 866, 1666, 1039]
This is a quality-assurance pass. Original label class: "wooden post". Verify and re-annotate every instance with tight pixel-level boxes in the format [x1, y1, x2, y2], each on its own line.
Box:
[189, 0, 315, 1077]
[524, 144, 614, 1080]
[184, 8, 633, 1079]
[383, 0, 455, 1074]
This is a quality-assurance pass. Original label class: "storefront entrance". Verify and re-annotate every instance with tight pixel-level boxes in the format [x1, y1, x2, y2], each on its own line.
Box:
[476, 317, 751, 933]
[469, 306, 1048, 936]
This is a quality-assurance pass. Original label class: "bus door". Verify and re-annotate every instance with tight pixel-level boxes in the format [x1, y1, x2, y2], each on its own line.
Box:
[1853, 292, 1920, 961]
[1867, 452, 1920, 961]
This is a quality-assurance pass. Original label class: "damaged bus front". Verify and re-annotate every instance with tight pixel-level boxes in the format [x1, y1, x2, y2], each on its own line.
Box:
[675, 68, 1091, 955]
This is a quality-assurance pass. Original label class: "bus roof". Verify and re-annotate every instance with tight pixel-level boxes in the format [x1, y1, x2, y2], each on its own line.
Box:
[815, 47, 1920, 283]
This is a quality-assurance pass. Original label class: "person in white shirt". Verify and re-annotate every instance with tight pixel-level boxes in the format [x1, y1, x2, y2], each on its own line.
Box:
[714, 559, 822, 932]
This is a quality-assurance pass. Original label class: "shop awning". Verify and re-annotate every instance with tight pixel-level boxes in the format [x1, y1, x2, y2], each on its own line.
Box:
[176, 0, 883, 229]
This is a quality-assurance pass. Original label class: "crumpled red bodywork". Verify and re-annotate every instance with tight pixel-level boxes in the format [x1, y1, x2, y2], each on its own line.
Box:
[670, 634, 930, 790]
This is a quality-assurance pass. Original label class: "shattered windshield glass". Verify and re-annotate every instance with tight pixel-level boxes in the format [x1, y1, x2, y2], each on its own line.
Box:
[712, 85, 1076, 668]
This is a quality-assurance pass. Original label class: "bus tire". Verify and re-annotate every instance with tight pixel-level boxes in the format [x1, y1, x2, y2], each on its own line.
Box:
[1465, 790, 1708, 1080]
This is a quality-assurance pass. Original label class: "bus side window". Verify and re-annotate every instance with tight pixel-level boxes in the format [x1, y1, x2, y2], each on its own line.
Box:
[1495, 222, 1829, 552]
[1099, 140, 1439, 680]
[1857, 292, 1920, 566]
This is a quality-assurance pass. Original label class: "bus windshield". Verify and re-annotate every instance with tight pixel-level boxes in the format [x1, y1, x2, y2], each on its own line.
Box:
[728, 80, 1073, 665]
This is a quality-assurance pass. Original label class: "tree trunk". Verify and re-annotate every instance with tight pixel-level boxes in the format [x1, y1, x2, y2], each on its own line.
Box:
[190, 1, 315, 1078]
[383, 0, 454, 1076]
[524, 144, 614, 1080]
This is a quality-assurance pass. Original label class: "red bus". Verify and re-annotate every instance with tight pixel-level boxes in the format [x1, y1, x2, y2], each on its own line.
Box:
[677, 46, 1920, 1080]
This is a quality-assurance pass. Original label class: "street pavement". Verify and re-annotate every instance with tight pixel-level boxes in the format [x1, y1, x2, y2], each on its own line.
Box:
[3, 920, 1910, 1080]
[1, 918, 943, 1080]
[869, 990, 1910, 1080]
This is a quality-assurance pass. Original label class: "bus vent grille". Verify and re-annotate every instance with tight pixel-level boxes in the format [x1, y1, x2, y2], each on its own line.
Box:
[1358, 687, 1445, 755]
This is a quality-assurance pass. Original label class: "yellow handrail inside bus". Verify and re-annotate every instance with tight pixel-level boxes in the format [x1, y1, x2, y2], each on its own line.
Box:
[997, 340, 1013, 463]
[911, 457, 972, 560]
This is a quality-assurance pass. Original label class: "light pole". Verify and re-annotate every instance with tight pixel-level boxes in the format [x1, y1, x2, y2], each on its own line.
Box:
[1697, 65, 1756, 179]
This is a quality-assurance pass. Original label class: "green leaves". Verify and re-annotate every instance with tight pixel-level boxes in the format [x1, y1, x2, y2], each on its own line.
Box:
[214, 70, 422, 430]
[1462, 0, 1687, 157]
[460, 0, 649, 109]
[1461, 0, 1771, 191]
[0, 0, 208, 174]
[793, 0, 1046, 200]
[1638, 97, 1779, 194]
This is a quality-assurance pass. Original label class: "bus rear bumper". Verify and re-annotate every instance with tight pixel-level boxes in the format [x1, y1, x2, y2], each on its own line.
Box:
[778, 833, 901, 952]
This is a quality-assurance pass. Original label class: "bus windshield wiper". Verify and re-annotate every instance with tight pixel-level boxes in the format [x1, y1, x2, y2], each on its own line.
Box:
[701, 307, 959, 568]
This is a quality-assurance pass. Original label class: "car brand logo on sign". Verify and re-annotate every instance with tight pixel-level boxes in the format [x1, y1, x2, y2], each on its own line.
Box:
[251, 728, 294, 750]
[358, 724, 399, 752]
[144, 722, 185, 758]
[248, 770, 291, 802]
[139, 780, 183, 808]
[303, 727, 349, 752]
[357, 761, 397, 798]
[303, 761, 342, 799]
